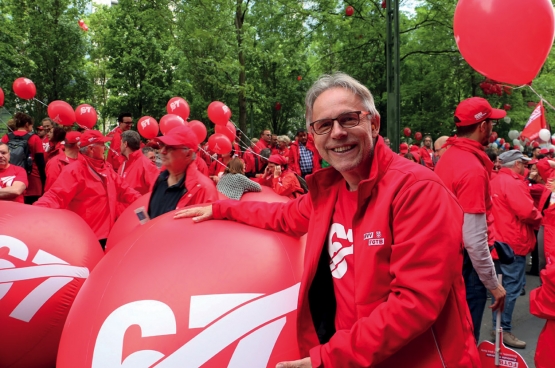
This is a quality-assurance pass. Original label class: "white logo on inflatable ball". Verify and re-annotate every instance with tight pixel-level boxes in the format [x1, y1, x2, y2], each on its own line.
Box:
[0, 235, 90, 322]
[92, 283, 300, 367]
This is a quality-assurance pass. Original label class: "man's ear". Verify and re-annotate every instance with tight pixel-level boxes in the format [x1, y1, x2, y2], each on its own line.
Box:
[371, 115, 381, 138]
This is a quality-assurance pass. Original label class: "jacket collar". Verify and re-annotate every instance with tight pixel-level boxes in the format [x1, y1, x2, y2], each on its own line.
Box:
[126, 149, 143, 165]
[499, 167, 524, 180]
[451, 137, 493, 175]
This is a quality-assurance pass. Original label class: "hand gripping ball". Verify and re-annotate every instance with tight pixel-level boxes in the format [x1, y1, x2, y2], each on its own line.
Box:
[57, 203, 304, 367]
[0, 202, 103, 368]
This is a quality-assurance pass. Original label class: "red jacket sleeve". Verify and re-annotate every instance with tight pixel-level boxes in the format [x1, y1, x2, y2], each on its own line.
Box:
[506, 180, 542, 227]
[44, 159, 62, 192]
[34, 167, 80, 209]
[537, 158, 554, 182]
[271, 172, 301, 198]
[530, 265, 555, 320]
[289, 143, 300, 175]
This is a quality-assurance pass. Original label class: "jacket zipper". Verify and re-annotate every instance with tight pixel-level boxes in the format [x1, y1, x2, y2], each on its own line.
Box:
[431, 327, 447, 368]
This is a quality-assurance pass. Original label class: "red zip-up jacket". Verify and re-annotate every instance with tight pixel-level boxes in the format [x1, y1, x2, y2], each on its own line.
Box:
[118, 149, 160, 195]
[419, 146, 434, 170]
[106, 127, 124, 171]
[44, 152, 84, 192]
[212, 137, 479, 367]
[530, 261, 555, 368]
[289, 136, 322, 176]
[490, 168, 542, 255]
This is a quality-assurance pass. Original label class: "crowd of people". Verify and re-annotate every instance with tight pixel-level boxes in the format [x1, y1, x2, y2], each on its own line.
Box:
[1, 72, 555, 367]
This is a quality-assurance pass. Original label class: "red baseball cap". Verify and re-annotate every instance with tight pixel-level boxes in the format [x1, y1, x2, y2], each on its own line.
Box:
[540, 148, 549, 155]
[399, 143, 409, 154]
[268, 154, 286, 165]
[409, 145, 419, 152]
[528, 158, 539, 165]
[79, 130, 112, 147]
[454, 97, 506, 127]
[154, 125, 198, 150]
[65, 131, 81, 144]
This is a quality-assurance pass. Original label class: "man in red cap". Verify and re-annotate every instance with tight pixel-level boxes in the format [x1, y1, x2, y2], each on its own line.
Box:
[435, 97, 507, 343]
[257, 154, 304, 199]
[398, 142, 408, 155]
[147, 125, 218, 219]
[106, 112, 133, 171]
[44, 131, 83, 191]
[119, 130, 159, 195]
[34, 130, 141, 249]
[0, 142, 27, 203]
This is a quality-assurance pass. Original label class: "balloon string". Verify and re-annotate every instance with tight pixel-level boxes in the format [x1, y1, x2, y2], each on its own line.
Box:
[229, 122, 268, 160]
[33, 98, 48, 107]
[197, 145, 228, 169]
[500, 84, 555, 113]
[0, 116, 13, 132]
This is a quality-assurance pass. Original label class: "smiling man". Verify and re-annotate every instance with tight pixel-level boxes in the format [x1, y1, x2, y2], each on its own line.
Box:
[175, 73, 479, 367]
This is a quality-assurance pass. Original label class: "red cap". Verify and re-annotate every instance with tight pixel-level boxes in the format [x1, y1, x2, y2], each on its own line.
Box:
[65, 131, 81, 144]
[79, 130, 112, 147]
[454, 97, 506, 127]
[268, 154, 286, 165]
[399, 143, 408, 154]
[409, 145, 419, 152]
[154, 125, 198, 150]
[528, 158, 539, 165]
[540, 148, 549, 155]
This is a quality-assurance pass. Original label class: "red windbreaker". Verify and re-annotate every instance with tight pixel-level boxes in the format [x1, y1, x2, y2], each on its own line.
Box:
[44, 152, 83, 192]
[530, 262, 555, 368]
[34, 158, 141, 239]
[289, 136, 322, 176]
[212, 137, 479, 367]
[256, 170, 303, 199]
[106, 127, 124, 171]
[119, 150, 160, 195]
[490, 168, 542, 255]
[419, 146, 434, 170]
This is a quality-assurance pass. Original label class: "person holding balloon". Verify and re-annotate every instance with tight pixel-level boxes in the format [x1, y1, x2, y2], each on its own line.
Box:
[106, 112, 133, 171]
[176, 72, 480, 367]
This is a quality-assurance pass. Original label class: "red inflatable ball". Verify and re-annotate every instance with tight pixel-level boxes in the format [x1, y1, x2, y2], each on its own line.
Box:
[208, 133, 232, 155]
[345, 5, 354, 16]
[47, 100, 75, 126]
[454, 0, 555, 85]
[0, 202, 104, 368]
[414, 132, 422, 141]
[12, 77, 36, 100]
[0, 87, 4, 107]
[207, 101, 232, 126]
[74, 104, 97, 129]
[214, 121, 236, 143]
[188, 120, 207, 143]
[57, 201, 304, 367]
[160, 114, 186, 135]
[138, 116, 159, 140]
[403, 127, 411, 137]
[166, 97, 190, 121]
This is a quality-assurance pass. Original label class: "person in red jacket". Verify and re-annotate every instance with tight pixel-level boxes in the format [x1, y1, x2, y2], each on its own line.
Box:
[530, 255, 555, 368]
[147, 125, 218, 219]
[289, 129, 322, 178]
[119, 130, 159, 195]
[0, 142, 27, 203]
[106, 112, 133, 171]
[34, 130, 141, 249]
[44, 131, 83, 191]
[490, 149, 542, 348]
[176, 72, 480, 367]
[418, 134, 434, 170]
[256, 154, 303, 199]
[253, 129, 272, 154]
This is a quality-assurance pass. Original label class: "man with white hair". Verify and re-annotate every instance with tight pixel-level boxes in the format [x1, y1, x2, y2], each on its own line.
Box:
[490, 149, 542, 348]
[176, 73, 479, 367]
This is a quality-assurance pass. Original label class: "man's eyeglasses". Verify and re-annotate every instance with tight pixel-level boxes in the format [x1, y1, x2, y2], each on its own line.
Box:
[310, 111, 370, 135]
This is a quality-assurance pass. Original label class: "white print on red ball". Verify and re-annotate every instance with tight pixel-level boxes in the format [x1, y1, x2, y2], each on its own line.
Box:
[328, 223, 353, 279]
[0, 235, 90, 322]
[92, 283, 300, 368]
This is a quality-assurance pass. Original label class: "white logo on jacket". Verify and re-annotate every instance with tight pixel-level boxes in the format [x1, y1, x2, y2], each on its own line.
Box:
[328, 223, 353, 279]
[364, 230, 385, 246]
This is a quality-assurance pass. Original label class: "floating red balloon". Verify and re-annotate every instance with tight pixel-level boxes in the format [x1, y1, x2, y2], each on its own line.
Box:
[207, 101, 232, 126]
[533, 141, 540, 148]
[297, 75, 302, 81]
[137, 116, 159, 140]
[47, 100, 75, 126]
[188, 120, 207, 143]
[503, 104, 512, 111]
[74, 104, 97, 129]
[275, 102, 282, 111]
[504, 143, 511, 150]
[489, 135, 496, 144]
[498, 138, 505, 145]
[215, 121, 236, 143]
[160, 114, 186, 135]
[208, 133, 232, 155]
[454, 0, 555, 85]
[415, 132, 422, 141]
[345, 5, 354, 16]
[12, 77, 36, 100]
[166, 97, 190, 121]
[0, 87, 4, 107]
[403, 127, 411, 137]
[0, 202, 103, 368]
[491, 131, 498, 141]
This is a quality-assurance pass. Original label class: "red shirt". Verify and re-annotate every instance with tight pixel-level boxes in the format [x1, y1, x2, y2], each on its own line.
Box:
[42, 136, 50, 152]
[2, 131, 44, 196]
[119, 150, 160, 195]
[0, 164, 28, 203]
[329, 182, 357, 330]
[253, 139, 270, 154]
[44, 152, 81, 192]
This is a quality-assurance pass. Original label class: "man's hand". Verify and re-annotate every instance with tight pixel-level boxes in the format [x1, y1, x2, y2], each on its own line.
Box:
[276, 357, 312, 368]
[488, 284, 506, 311]
[274, 165, 282, 178]
[174, 205, 213, 222]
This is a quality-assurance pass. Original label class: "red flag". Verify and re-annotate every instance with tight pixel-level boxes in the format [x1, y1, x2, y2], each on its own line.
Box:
[521, 101, 547, 140]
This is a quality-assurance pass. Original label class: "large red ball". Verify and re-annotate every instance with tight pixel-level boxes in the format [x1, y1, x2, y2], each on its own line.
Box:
[12, 77, 36, 100]
[57, 203, 303, 367]
[0, 202, 103, 368]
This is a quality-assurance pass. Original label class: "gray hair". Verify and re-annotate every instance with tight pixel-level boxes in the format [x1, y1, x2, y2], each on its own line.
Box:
[79, 146, 89, 155]
[142, 146, 155, 154]
[121, 130, 141, 151]
[276, 135, 290, 145]
[305, 72, 380, 129]
[501, 160, 519, 168]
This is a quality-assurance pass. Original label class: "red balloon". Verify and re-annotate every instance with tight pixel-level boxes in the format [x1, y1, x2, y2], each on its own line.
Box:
[345, 5, 354, 16]
[188, 120, 208, 143]
[74, 104, 97, 129]
[215, 121, 236, 143]
[414, 132, 422, 141]
[454, 0, 555, 85]
[533, 141, 540, 148]
[208, 133, 232, 155]
[275, 102, 282, 111]
[137, 116, 159, 140]
[166, 97, 190, 121]
[160, 114, 186, 135]
[403, 127, 411, 137]
[0, 87, 4, 107]
[297, 76, 302, 81]
[498, 138, 505, 145]
[503, 104, 512, 111]
[12, 77, 36, 100]
[57, 197, 303, 367]
[47, 100, 75, 126]
[503, 143, 511, 150]
[207, 101, 232, 126]
[491, 131, 498, 141]
[0, 202, 103, 368]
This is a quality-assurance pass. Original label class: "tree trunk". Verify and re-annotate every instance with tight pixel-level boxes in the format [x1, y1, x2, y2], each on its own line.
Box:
[235, 0, 247, 135]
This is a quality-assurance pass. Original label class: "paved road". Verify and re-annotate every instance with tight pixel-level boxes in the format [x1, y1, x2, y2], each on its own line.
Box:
[478, 273, 544, 367]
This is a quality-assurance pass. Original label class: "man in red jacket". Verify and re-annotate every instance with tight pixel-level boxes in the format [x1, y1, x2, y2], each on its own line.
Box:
[490, 149, 542, 348]
[106, 112, 133, 171]
[435, 97, 506, 344]
[44, 131, 82, 191]
[253, 129, 272, 154]
[0, 142, 27, 203]
[256, 154, 304, 199]
[176, 72, 480, 367]
[119, 130, 160, 195]
[419, 134, 434, 170]
[34, 130, 141, 249]
[289, 129, 322, 178]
